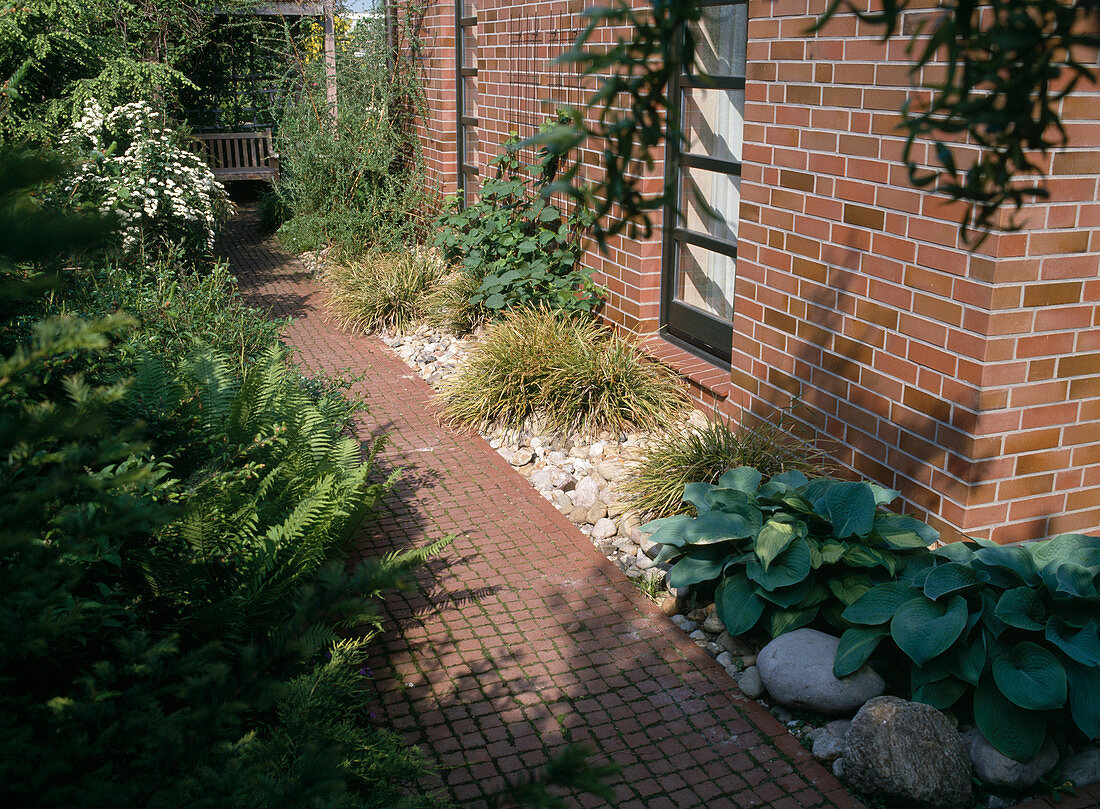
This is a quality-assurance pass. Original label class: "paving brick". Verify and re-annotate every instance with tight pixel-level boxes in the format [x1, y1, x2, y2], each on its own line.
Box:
[220, 212, 858, 808]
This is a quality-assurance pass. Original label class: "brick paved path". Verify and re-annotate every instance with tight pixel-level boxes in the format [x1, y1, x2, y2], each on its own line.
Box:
[222, 213, 860, 809]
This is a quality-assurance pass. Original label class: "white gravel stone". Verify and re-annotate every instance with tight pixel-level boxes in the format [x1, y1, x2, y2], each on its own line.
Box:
[591, 518, 618, 539]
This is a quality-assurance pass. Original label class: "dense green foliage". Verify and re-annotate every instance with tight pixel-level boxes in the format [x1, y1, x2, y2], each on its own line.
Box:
[643, 468, 936, 635]
[441, 306, 689, 437]
[532, 0, 1099, 241]
[0, 0, 238, 144]
[838, 533, 1100, 762]
[433, 142, 603, 318]
[0, 150, 450, 808]
[272, 8, 428, 253]
[644, 465, 1100, 762]
[624, 413, 830, 520]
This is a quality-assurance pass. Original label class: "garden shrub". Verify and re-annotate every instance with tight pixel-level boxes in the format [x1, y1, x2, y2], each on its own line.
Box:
[624, 411, 830, 520]
[0, 150, 449, 808]
[441, 306, 689, 437]
[837, 532, 1100, 762]
[322, 248, 447, 333]
[272, 10, 428, 254]
[643, 468, 937, 636]
[432, 142, 603, 319]
[58, 100, 229, 261]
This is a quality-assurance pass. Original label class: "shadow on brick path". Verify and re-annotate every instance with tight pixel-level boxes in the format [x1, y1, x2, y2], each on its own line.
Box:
[220, 212, 863, 809]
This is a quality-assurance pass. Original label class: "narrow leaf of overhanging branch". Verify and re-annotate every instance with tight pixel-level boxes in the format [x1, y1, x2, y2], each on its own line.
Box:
[521, 0, 701, 248]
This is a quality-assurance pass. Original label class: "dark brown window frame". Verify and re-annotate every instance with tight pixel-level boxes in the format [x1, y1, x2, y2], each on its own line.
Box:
[660, 0, 749, 366]
[456, 2, 478, 203]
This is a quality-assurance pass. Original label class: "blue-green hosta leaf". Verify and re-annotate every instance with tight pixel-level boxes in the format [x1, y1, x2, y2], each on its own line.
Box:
[667, 546, 735, 590]
[972, 545, 1039, 586]
[715, 575, 765, 636]
[923, 562, 991, 600]
[755, 517, 804, 571]
[653, 544, 682, 565]
[890, 596, 968, 666]
[827, 573, 876, 606]
[974, 678, 1047, 762]
[758, 578, 814, 608]
[718, 466, 763, 494]
[811, 481, 877, 538]
[770, 469, 810, 489]
[682, 481, 715, 515]
[932, 541, 979, 564]
[992, 641, 1067, 712]
[1045, 618, 1100, 666]
[1064, 659, 1100, 739]
[872, 514, 939, 549]
[704, 487, 758, 514]
[980, 589, 1009, 639]
[993, 587, 1045, 631]
[769, 606, 818, 637]
[911, 667, 967, 710]
[897, 553, 935, 585]
[644, 510, 755, 548]
[640, 514, 689, 538]
[1040, 561, 1099, 599]
[842, 544, 903, 575]
[945, 635, 986, 686]
[745, 536, 811, 591]
[843, 582, 922, 625]
[817, 539, 846, 565]
[834, 627, 889, 678]
[1029, 533, 1100, 569]
[868, 483, 901, 507]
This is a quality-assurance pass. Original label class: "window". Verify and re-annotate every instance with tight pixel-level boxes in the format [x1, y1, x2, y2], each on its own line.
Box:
[661, 0, 748, 364]
[456, 0, 478, 203]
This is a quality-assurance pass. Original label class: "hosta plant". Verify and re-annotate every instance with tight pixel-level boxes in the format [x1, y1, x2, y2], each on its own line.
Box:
[836, 532, 1100, 762]
[642, 467, 938, 639]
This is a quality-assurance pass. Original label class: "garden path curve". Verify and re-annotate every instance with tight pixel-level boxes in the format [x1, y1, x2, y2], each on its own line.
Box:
[223, 212, 862, 809]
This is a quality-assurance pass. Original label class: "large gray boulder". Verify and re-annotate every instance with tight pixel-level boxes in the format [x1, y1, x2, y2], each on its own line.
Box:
[963, 728, 1058, 792]
[756, 628, 885, 714]
[845, 696, 972, 809]
[1060, 746, 1100, 789]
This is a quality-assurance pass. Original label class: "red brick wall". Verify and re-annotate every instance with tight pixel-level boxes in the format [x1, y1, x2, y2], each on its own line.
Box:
[405, 0, 1100, 543]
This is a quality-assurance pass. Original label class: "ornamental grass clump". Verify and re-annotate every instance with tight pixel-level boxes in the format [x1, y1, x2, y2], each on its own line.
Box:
[440, 307, 689, 437]
[624, 412, 830, 520]
[322, 249, 446, 333]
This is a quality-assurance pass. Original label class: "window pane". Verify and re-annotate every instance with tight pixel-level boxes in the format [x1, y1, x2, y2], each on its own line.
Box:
[462, 0, 476, 16]
[679, 166, 741, 243]
[692, 3, 748, 78]
[462, 76, 477, 117]
[462, 30, 477, 68]
[683, 87, 744, 163]
[675, 240, 736, 323]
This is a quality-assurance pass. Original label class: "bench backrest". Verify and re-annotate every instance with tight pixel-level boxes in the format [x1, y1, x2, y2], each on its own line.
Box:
[195, 130, 278, 180]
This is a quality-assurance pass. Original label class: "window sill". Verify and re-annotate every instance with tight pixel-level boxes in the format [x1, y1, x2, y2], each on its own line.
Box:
[640, 334, 732, 402]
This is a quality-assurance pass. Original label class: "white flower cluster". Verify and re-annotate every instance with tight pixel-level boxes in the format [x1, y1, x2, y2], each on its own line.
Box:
[60, 101, 230, 257]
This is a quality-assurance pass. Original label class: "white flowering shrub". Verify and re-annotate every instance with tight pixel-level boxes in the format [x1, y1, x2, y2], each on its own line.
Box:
[59, 101, 230, 260]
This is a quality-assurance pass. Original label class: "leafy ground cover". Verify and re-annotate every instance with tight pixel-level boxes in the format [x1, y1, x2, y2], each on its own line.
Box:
[642, 467, 1100, 773]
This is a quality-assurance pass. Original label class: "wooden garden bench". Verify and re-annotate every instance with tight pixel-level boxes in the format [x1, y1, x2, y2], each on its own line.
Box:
[195, 130, 279, 182]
